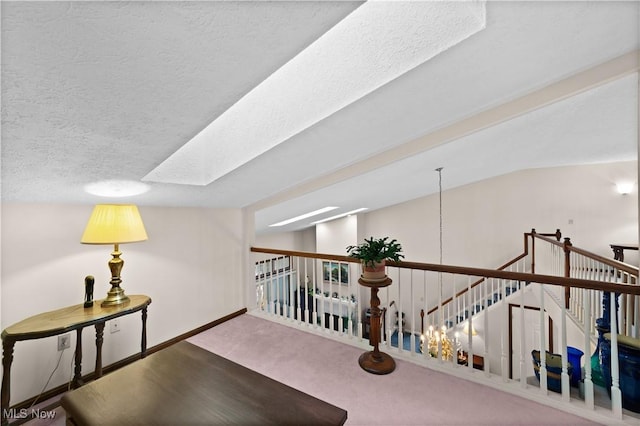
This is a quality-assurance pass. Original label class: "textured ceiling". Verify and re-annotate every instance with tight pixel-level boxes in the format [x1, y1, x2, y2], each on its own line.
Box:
[1, 1, 639, 234]
[143, 1, 487, 186]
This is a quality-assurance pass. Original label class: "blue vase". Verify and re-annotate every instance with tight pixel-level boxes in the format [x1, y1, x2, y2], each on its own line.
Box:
[567, 346, 583, 386]
[600, 335, 640, 413]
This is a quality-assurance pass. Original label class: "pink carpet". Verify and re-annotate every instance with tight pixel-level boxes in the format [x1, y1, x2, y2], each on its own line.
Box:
[187, 314, 598, 426]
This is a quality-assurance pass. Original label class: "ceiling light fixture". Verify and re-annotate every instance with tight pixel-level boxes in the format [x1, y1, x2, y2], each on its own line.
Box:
[311, 208, 368, 225]
[269, 206, 338, 227]
[84, 180, 150, 198]
[616, 181, 634, 195]
[143, 2, 486, 186]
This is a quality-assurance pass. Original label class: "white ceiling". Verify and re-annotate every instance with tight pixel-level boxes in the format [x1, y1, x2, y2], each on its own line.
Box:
[2, 1, 639, 234]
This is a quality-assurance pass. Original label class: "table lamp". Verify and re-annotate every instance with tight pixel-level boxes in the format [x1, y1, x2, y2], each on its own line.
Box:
[462, 321, 478, 336]
[81, 204, 148, 307]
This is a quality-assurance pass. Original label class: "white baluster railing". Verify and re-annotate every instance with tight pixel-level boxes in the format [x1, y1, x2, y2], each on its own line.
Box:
[251, 236, 640, 424]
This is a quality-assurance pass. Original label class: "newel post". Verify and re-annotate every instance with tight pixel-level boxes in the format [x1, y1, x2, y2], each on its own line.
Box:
[531, 228, 536, 274]
[563, 237, 572, 308]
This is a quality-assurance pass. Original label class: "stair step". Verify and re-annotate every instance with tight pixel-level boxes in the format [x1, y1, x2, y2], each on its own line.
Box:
[441, 283, 526, 329]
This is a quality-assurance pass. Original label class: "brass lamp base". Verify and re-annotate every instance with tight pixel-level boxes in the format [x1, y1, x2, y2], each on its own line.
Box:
[101, 287, 130, 307]
[101, 243, 131, 307]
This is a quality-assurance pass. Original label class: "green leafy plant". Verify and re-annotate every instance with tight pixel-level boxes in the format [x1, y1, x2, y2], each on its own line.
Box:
[346, 237, 404, 267]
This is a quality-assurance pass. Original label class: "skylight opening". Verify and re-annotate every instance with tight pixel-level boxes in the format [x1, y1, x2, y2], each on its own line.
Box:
[269, 206, 338, 227]
[311, 208, 368, 225]
[143, 1, 486, 186]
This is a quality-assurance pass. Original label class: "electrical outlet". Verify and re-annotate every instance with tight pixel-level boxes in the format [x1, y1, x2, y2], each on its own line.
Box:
[110, 318, 120, 334]
[58, 334, 70, 351]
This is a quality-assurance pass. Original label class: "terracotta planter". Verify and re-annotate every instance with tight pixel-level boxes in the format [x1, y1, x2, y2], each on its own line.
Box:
[361, 261, 387, 282]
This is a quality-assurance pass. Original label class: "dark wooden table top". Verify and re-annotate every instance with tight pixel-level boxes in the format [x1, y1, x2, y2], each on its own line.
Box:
[2, 295, 151, 341]
[61, 340, 347, 425]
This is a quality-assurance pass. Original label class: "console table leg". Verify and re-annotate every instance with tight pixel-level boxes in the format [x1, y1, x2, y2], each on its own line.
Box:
[1, 339, 15, 426]
[94, 323, 105, 379]
[141, 307, 148, 358]
[73, 329, 84, 388]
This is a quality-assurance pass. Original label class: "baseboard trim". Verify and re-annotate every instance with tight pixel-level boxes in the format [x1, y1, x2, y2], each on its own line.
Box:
[10, 308, 247, 415]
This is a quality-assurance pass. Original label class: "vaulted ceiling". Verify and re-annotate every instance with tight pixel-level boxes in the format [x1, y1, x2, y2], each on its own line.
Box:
[2, 1, 639, 234]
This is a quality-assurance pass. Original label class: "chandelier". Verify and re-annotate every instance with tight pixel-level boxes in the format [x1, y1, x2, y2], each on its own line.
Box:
[420, 168, 462, 362]
[420, 325, 461, 361]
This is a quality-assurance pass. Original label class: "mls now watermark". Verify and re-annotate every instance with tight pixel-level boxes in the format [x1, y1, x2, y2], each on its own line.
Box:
[3, 408, 57, 420]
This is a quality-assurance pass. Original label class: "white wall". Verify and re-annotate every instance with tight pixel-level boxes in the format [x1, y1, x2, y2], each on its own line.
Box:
[1, 203, 244, 403]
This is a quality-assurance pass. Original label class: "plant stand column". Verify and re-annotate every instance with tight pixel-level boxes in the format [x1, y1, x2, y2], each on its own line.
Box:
[358, 277, 395, 375]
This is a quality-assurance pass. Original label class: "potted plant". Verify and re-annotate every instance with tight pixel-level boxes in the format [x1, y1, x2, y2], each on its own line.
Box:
[346, 237, 404, 282]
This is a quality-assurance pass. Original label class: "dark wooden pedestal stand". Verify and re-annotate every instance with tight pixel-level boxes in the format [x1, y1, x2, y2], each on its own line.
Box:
[358, 277, 395, 375]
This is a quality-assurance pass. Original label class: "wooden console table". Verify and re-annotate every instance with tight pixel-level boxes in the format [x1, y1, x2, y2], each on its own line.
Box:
[1, 295, 151, 425]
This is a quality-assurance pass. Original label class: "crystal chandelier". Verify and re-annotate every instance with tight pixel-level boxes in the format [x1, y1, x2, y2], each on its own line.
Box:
[420, 168, 462, 362]
[420, 325, 461, 361]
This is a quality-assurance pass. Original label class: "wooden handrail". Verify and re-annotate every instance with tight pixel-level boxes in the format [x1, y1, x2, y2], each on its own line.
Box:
[251, 246, 640, 295]
[386, 259, 640, 295]
[252, 247, 358, 263]
[426, 232, 532, 316]
[531, 232, 565, 247]
[426, 252, 529, 316]
[531, 229, 563, 241]
[531, 232, 639, 276]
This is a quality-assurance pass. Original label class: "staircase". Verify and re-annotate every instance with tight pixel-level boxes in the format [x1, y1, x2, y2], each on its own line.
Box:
[425, 229, 631, 347]
[445, 280, 528, 328]
[423, 233, 534, 333]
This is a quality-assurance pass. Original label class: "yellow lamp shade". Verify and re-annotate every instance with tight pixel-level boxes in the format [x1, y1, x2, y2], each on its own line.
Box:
[81, 204, 148, 244]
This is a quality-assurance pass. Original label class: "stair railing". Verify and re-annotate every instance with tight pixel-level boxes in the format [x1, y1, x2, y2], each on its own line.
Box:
[531, 230, 639, 339]
[423, 229, 562, 334]
[423, 256, 529, 335]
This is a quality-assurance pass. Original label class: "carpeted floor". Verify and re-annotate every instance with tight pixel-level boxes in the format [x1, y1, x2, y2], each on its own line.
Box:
[187, 313, 599, 426]
[23, 313, 602, 426]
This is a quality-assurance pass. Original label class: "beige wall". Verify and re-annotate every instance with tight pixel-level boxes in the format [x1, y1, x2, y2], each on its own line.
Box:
[1, 204, 244, 403]
[362, 161, 638, 269]
[316, 215, 358, 255]
[255, 228, 315, 254]
[315, 215, 361, 300]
